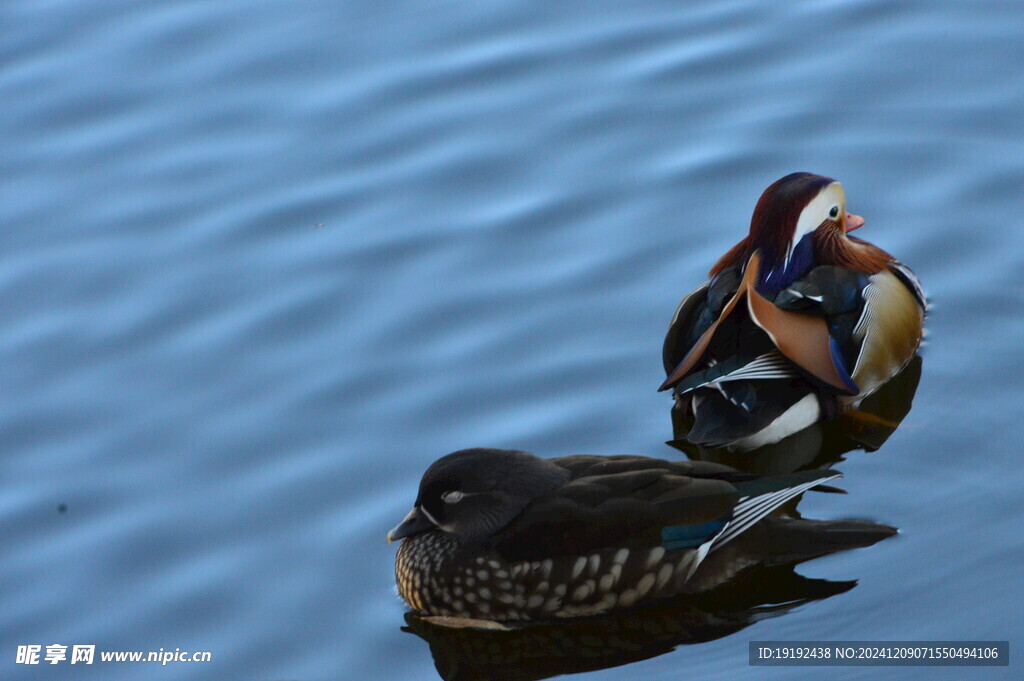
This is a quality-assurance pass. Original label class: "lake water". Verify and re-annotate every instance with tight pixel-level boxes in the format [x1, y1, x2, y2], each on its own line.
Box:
[2, 1, 1022, 679]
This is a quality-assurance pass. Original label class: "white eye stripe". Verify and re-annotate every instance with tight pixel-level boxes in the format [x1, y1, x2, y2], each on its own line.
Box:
[442, 490, 464, 504]
[787, 183, 845, 266]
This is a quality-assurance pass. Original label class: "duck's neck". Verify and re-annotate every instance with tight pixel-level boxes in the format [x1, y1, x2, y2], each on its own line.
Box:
[754, 233, 815, 294]
[815, 231, 895, 274]
[395, 531, 460, 612]
[710, 232, 894, 294]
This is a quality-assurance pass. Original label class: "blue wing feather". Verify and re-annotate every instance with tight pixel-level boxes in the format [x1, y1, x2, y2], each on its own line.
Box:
[661, 519, 729, 549]
[829, 336, 859, 394]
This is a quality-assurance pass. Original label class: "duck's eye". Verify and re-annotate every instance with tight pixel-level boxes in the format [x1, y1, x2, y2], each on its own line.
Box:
[441, 490, 464, 504]
[829, 205, 839, 219]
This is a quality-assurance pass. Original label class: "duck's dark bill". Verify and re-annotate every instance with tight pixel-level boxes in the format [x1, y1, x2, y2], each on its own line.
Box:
[387, 507, 435, 543]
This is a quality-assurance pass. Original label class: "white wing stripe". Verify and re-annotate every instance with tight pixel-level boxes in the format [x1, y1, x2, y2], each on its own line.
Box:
[708, 474, 842, 553]
[712, 489, 796, 544]
[712, 478, 828, 547]
[852, 284, 883, 379]
[679, 351, 796, 393]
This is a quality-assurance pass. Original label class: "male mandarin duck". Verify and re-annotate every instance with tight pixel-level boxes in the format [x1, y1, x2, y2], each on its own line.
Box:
[660, 172, 926, 450]
[387, 448, 895, 622]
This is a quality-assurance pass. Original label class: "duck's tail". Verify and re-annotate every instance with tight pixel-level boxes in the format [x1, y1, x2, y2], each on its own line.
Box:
[753, 516, 898, 565]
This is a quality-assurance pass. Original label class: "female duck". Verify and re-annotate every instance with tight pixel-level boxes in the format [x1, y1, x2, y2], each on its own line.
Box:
[660, 172, 926, 450]
[387, 448, 894, 622]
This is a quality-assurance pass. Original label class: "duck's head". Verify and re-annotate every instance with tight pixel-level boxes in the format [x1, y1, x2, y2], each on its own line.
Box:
[386, 448, 569, 544]
[712, 173, 869, 294]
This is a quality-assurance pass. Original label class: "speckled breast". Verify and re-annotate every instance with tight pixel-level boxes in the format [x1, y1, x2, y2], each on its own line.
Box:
[395, 531, 706, 621]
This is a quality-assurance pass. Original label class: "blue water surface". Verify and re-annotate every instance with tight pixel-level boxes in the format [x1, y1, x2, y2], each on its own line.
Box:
[2, 1, 1022, 679]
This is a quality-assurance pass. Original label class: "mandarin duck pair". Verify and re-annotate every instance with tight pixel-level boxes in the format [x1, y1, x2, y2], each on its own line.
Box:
[388, 173, 922, 623]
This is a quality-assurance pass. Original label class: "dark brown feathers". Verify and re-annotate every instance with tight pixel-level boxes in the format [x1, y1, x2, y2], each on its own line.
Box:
[488, 460, 741, 562]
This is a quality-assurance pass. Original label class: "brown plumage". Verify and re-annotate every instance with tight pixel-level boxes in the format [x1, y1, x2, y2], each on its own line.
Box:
[388, 449, 896, 621]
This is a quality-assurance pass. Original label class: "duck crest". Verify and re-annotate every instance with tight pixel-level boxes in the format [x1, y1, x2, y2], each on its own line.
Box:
[712, 173, 834, 293]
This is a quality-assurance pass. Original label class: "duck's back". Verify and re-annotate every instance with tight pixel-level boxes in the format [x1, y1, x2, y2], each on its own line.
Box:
[662, 262, 925, 449]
